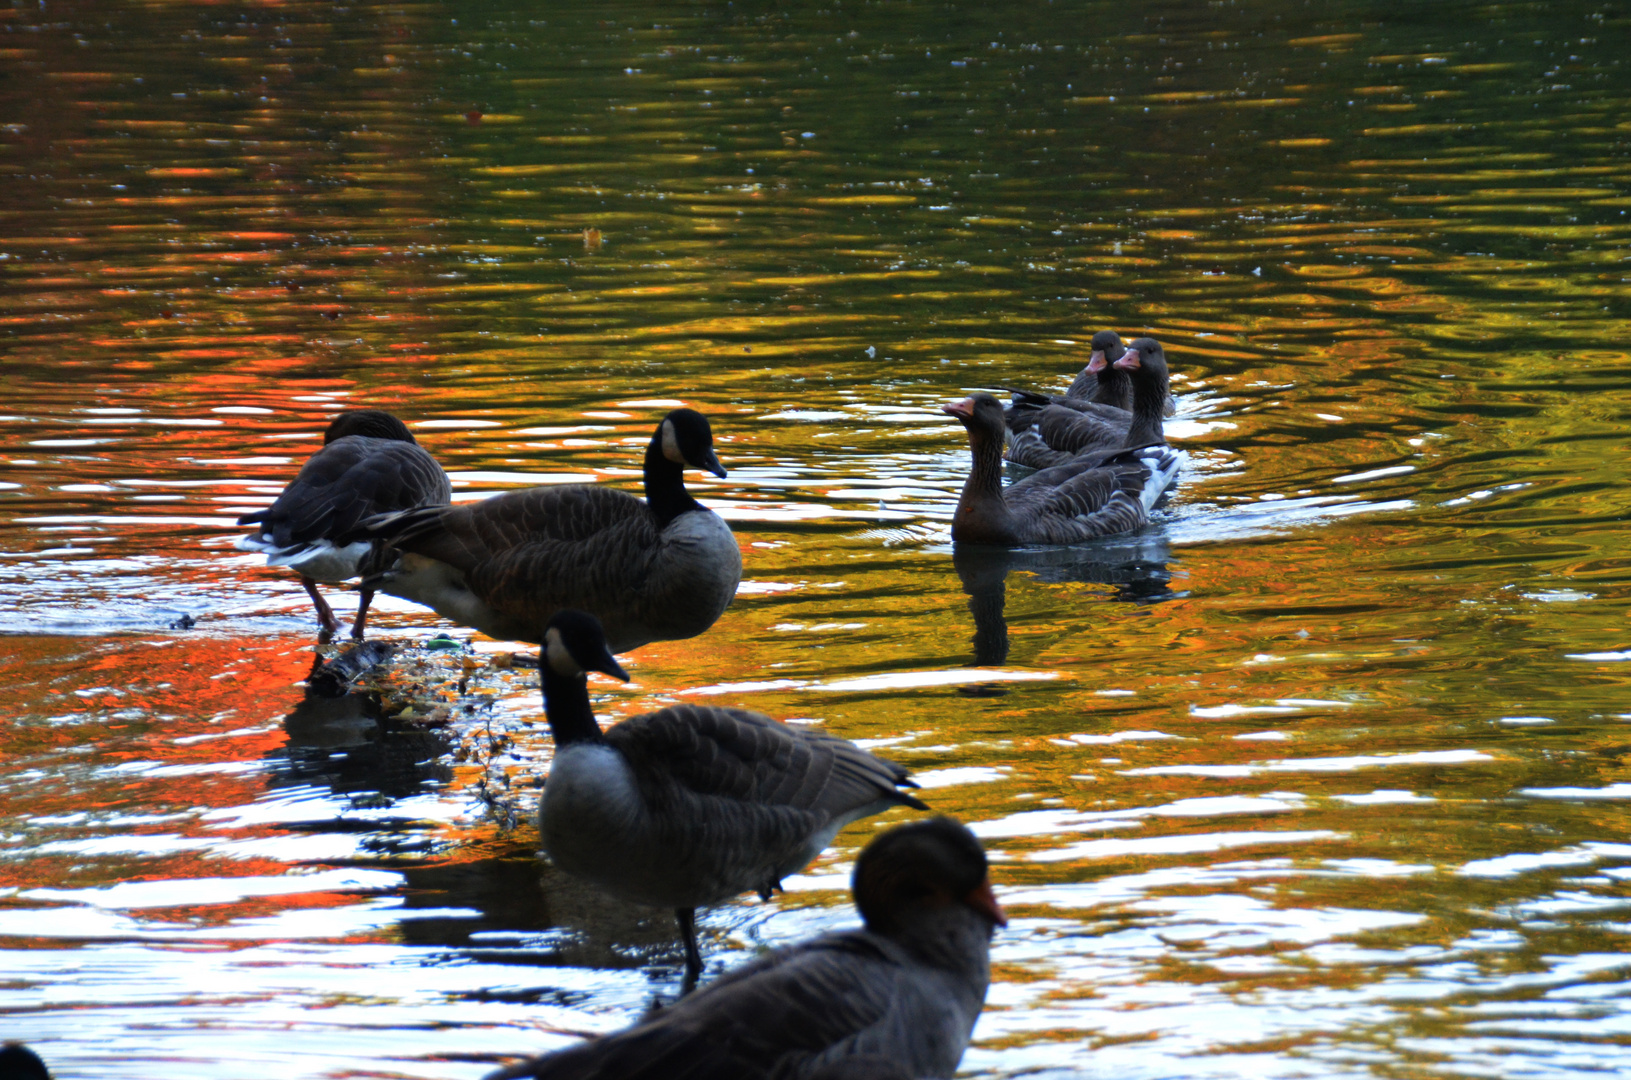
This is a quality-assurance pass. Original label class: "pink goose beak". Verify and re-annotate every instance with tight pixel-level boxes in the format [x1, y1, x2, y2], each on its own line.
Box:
[942, 398, 975, 421]
[1112, 352, 1142, 371]
[964, 876, 1008, 927]
[1085, 350, 1107, 374]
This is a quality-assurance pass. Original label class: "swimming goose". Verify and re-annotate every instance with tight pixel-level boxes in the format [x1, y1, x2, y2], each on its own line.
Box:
[344, 409, 742, 653]
[533, 609, 928, 988]
[486, 815, 1001, 1080]
[1005, 331, 1178, 469]
[237, 410, 451, 640]
[946, 339, 1180, 545]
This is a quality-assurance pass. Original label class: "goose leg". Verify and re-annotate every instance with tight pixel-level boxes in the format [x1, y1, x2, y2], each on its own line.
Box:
[350, 588, 374, 641]
[301, 576, 340, 640]
[675, 907, 703, 993]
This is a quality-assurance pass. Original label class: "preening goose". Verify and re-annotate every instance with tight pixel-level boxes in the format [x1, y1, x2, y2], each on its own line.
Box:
[344, 409, 742, 653]
[533, 609, 928, 988]
[946, 339, 1180, 546]
[236, 410, 451, 640]
[485, 815, 1002, 1080]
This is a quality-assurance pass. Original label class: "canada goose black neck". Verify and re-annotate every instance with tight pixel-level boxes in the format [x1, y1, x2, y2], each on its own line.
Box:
[643, 431, 702, 527]
[540, 664, 606, 746]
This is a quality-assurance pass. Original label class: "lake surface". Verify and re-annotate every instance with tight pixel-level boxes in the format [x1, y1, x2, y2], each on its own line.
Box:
[4, 1, 1631, 1076]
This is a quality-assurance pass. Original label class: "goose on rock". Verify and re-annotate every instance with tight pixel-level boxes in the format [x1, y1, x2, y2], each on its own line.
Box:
[485, 815, 1001, 1080]
[532, 609, 928, 988]
[342, 409, 742, 653]
[947, 339, 1181, 545]
[236, 410, 451, 640]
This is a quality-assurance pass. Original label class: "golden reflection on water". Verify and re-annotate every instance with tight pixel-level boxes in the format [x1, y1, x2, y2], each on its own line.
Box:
[3, 0, 1631, 1076]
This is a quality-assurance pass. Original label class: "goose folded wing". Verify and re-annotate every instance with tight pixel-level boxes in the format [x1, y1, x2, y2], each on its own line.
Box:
[490, 936, 903, 1080]
[607, 706, 920, 813]
[1005, 460, 1153, 543]
[240, 440, 444, 546]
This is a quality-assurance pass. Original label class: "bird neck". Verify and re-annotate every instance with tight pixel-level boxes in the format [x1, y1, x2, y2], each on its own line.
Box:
[1092, 364, 1132, 409]
[540, 667, 607, 746]
[952, 423, 1017, 542]
[1123, 372, 1168, 448]
[644, 435, 702, 526]
[889, 903, 994, 990]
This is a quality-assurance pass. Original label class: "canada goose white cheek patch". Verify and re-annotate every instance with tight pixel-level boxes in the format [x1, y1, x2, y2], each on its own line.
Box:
[661, 419, 685, 464]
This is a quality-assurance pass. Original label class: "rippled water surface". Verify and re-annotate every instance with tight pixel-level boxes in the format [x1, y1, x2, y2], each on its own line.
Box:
[4, 1, 1631, 1076]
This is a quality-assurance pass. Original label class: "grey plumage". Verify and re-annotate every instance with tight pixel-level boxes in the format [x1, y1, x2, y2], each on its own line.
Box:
[534, 610, 928, 987]
[236, 409, 451, 639]
[947, 340, 1181, 546]
[486, 817, 1000, 1080]
[1004, 329, 1176, 469]
[341, 409, 741, 652]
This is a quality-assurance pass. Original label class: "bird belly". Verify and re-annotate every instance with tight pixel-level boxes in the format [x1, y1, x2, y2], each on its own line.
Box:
[374, 552, 511, 637]
[652, 511, 743, 633]
[539, 746, 660, 899]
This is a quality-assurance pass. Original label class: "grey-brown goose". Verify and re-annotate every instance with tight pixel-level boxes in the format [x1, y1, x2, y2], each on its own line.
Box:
[342, 409, 741, 653]
[236, 410, 451, 640]
[1006, 331, 1177, 469]
[946, 339, 1181, 545]
[533, 609, 928, 989]
[485, 815, 1002, 1080]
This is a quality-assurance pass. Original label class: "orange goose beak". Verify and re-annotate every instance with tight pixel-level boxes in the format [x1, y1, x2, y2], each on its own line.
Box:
[942, 398, 975, 421]
[964, 876, 1008, 927]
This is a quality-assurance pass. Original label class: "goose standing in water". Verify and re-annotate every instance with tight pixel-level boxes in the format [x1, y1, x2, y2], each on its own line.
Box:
[532, 609, 927, 988]
[947, 338, 1181, 545]
[486, 816, 1001, 1080]
[344, 409, 741, 653]
[236, 410, 451, 641]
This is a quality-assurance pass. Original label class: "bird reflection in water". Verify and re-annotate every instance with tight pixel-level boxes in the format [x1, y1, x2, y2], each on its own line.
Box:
[953, 528, 1180, 671]
[274, 650, 454, 805]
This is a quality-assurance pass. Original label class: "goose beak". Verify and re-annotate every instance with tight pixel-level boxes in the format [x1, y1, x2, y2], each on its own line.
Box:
[1085, 350, 1107, 374]
[942, 398, 975, 421]
[588, 644, 630, 682]
[963, 876, 1008, 928]
[1112, 352, 1142, 371]
[697, 447, 728, 479]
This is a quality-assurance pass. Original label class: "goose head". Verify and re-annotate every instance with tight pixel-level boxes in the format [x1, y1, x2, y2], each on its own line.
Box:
[1084, 329, 1127, 374]
[658, 409, 728, 478]
[541, 610, 631, 682]
[853, 816, 1006, 936]
[1111, 337, 1170, 383]
[941, 393, 1007, 441]
[324, 409, 417, 444]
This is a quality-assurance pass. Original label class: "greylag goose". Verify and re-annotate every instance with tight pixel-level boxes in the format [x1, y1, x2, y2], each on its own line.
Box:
[533, 609, 928, 988]
[946, 339, 1180, 545]
[236, 410, 451, 640]
[485, 815, 1001, 1080]
[343, 409, 741, 653]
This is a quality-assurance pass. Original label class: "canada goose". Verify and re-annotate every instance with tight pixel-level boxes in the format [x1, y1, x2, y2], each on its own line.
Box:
[236, 410, 451, 640]
[946, 339, 1180, 545]
[343, 409, 742, 653]
[486, 816, 1002, 1080]
[533, 609, 928, 988]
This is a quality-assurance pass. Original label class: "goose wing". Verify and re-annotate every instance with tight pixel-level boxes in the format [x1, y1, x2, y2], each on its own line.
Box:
[238, 437, 450, 547]
[1007, 403, 1127, 470]
[487, 934, 914, 1080]
[351, 485, 654, 575]
[1002, 451, 1163, 544]
[607, 706, 925, 817]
